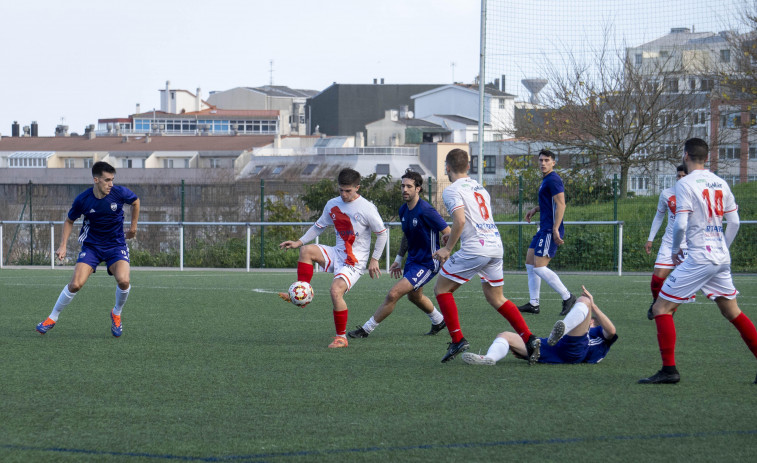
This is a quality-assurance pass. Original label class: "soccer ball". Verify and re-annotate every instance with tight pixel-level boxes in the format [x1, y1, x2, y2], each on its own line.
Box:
[288, 281, 314, 306]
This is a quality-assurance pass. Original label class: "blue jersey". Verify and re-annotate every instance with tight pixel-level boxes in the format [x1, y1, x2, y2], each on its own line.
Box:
[538, 171, 565, 234]
[400, 199, 449, 269]
[538, 326, 617, 364]
[68, 185, 138, 248]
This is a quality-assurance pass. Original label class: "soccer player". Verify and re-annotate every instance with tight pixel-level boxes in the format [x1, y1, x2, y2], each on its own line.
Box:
[644, 164, 689, 320]
[279, 168, 388, 348]
[517, 149, 576, 316]
[348, 170, 450, 338]
[36, 161, 140, 337]
[432, 148, 540, 363]
[640, 138, 757, 384]
[462, 285, 617, 366]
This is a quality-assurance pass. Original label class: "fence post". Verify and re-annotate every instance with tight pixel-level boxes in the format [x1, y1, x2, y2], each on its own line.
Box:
[50, 222, 54, 269]
[613, 174, 618, 272]
[246, 224, 251, 272]
[618, 222, 624, 276]
[385, 227, 390, 273]
[428, 176, 433, 204]
[180, 223, 184, 271]
[518, 175, 523, 269]
[0, 223, 3, 268]
[28, 180, 33, 265]
[260, 179, 265, 268]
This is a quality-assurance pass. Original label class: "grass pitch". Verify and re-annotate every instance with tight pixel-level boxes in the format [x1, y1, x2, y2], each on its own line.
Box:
[1, 268, 756, 462]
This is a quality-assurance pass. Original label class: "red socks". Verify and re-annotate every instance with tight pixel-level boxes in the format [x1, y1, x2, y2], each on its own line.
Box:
[654, 314, 677, 367]
[497, 300, 532, 343]
[333, 309, 348, 336]
[730, 312, 757, 359]
[436, 293, 464, 343]
[650, 274, 665, 300]
[297, 262, 314, 283]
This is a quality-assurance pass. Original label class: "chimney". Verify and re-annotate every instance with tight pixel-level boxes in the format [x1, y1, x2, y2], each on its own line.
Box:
[12, 121, 19, 137]
[196, 87, 202, 111]
[31, 121, 38, 137]
[355, 131, 365, 148]
[373, 78, 378, 84]
[380, 78, 385, 84]
[501, 74, 506, 92]
[136, 103, 141, 114]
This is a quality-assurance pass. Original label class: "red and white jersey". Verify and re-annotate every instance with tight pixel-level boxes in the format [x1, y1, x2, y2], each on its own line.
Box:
[314, 195, 386, 269]
[674, 169, 738, 265]
[442, 177, 503, 258]
[655, 186, 687, 250]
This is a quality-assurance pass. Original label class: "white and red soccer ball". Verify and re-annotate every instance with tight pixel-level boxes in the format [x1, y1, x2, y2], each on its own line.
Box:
[288, 281, 314, 306]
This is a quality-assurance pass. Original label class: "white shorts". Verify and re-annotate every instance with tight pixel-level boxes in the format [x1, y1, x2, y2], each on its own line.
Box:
[654, 245, 688, 269]
[659, 259, 739, 303]
[317, 244, 363, 290]
[439, 251, 504, 286]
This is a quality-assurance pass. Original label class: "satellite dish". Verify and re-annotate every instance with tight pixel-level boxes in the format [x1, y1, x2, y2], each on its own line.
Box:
[406, 111, 414, 119]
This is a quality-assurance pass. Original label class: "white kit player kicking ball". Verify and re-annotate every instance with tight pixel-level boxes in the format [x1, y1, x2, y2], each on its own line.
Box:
[432, 149, 540, 363]
[279, 168, 387, 348]
[640, 138, 757, 385]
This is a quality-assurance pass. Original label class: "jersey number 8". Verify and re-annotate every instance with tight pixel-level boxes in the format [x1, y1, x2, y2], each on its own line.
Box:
[473, 192, 490, 220]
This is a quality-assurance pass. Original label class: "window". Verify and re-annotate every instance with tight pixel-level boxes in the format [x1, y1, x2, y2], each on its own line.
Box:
[720, 49, 731, 63]
[163, 159, 174, 168]
[209, 158, 220, 168]
[750, 145, 757, 159]
[470, 155, 478, 174]
[665, 78, 679, 93]
[660, 50, 669, 58]
[184, 159, 190, 168]
[302, 163, 318, 175]
[272, 165, 285, 175]
[64, 159, 75, 168]
[375, 164, 390, 175]
[719, 146, 741, 159]
[630, 176, 649, 191]
[408, 164, 425, 175]
[720, 113, 740, 128]
[692, 111, 708, 126]
[483, 155, 496, 174]
[122, 159, 133, 168]
[252, 166, 264, 175]
[635, 53, 642, 66]
[658, 175, 676, 190]
[498, 98, 506, 109]
[84, 158, 93, 168]
[701, 79, 714, 91]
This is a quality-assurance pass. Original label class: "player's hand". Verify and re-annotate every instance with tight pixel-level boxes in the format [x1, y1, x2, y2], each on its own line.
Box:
[55, 245, 67, 261]
[368, 258, 381, 279]
[125, 228, 137, 240]
[433, 247, 451, 264]
[581, 285, 594, 305]
[672, 249, 685, 266]
[553, 228, 564, 246]
[389, 261, 402, 279]
[441, 233, 450, 246]
[279, 240, 301, 250]
[525, 208, 536, 223]
[644, 241, 653, 254]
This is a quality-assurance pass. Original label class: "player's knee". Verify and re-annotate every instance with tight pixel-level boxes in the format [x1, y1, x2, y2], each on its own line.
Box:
[68, 281, 84, 292]
[116, 278, 130, 290]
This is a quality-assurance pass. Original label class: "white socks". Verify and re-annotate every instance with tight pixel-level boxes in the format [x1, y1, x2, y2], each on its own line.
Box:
[525, 264, 541, 305]
[427, 308, 444, 325]
[362, 316, 379, 334]
[49, 285, 76, 321]
[533, 265, 571, 300]
[563, 301, 589, 334]
[113, 285, 130, 315]
[485, 337, 510, 363]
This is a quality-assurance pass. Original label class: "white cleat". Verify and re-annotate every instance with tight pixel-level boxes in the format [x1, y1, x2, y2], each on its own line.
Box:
[461, 352, 495, 366]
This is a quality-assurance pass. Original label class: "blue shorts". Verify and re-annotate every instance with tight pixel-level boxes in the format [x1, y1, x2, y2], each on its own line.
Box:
[403, 261, 439, 291]
[529, 229, 562, 259]
[537, 334, 589, 364]
[77, 244, 130, 275]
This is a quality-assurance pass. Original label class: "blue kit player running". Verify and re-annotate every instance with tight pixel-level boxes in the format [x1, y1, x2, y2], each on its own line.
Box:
[462, 285, 617, 366]
[36, 161, 140, 337]
[348, 170, 451, 338]
[518, 149, 575, 316]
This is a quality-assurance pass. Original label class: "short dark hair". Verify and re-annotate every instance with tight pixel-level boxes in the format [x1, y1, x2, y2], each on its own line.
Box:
[676, 164, 688, 174]
[445, 149, 469, 174]
[684, 138, 709, 163]
[92, 161, 115, 177]
[538, 149, 556, 160]
[401, 169, 424, 193]
[337, 168, 361, 186]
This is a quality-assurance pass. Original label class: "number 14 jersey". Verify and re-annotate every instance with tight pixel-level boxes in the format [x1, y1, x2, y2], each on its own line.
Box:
[442, 177, 503, 258]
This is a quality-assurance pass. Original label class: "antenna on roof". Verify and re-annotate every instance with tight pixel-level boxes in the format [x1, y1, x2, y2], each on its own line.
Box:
[269, 59, 274, 86]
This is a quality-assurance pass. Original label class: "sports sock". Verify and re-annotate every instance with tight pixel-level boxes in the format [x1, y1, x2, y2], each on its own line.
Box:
[650, 274, 665, 300]
[563, 301, 589, 334]
[496, 300, 532, 343]
[485, 337, 510, 362]
[362, 316, 379, 334]
[533, 265, 571, 300]
[436, 293, 464, 343]
[427, 308, 445, 325]
[525, 264, 541, 305]
[730, 312, 757, 359]
[654, 313, 677, 367]
[297, 262, 314, 283]
[113, 285, 130, 316]
[333, 309, 348, 336]
[49, 285, 76, 322]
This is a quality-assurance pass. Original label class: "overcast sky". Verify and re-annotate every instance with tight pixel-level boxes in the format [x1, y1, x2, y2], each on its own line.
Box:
[0, 0, 746, 136]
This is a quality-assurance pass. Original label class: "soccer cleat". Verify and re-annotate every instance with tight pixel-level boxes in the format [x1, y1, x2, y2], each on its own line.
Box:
[278, 292, 291, 303]
[560, 293, 577, 316]
[347, 326, 369, 338]
[461, 352, 495, 366]
[328, 336, 349, 348]
[525, 335, 541, 365]
[36, 318, 56, 335]
[518, 302, 540, 314]
[647, 300, 655, 320]
[425, 320, 446, 336]
[547, 320, 566, 346]
[441, 337, 469, 363]
[110, 311, 122, 337]
[638, 369, 680, 384]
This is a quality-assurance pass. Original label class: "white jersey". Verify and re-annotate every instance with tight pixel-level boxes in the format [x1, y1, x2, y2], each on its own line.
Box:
[674, 169, 738, 265]
[650, 186, 687, 250]
[442, 177, 503, 258]
[314, 195, 386, 270]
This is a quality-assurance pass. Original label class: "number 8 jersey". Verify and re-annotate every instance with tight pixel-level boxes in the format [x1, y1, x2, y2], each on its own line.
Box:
[674, 169, 738, 265]
[442, 177, 503, 258]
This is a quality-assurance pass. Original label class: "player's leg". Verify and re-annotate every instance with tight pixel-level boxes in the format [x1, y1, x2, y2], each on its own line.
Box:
[482, 279, 539, 364]
[349, 277, 413, 338]
[328, 266, 361, 348]
[463, 331, 525, 365]
[37, 261, 94, 334]
[708, 271, 757, 365]
[407, 286, 446, 335]
[280, 244, 328, 303]
[548, 297, 591, 346]
[533, 255, 575, 316]
[434, 274, 468, 362]
[108, 259, 131, 337]
[519, 245, 541, 314]
[649, 247, 675, 320]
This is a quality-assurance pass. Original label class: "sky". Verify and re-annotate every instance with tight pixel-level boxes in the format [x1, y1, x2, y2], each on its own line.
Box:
[0, 0, 748, 136]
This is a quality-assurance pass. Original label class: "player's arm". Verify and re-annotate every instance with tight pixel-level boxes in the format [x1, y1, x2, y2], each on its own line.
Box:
[56, 218, 75, 261]
[525, 205, 539, 223]
[724, 210, 740, 247]
[582, 285, 616, 339]
[368, 228, 388, 279]
[552, 192, 566, 245]
[645, 207, 666, 254]
[433, 208, 464, 263]
[280, 223, 326, 250]
[670, 211, 689, 265]
[126, 198, 140, 240]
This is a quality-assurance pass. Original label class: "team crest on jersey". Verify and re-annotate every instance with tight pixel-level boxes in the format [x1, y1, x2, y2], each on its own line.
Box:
[110, 203, 117, 211]
[412, 218, 418, 227]
[353, 213, 363, 222]
[79, 252, 86, 258]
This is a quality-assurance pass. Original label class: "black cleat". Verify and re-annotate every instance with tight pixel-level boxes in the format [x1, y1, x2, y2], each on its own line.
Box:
[425, 320, 446, 336]
[441, 338, 469, 363]
[638, 369, 680, 384]
[560, 293, 577, 316]
[547, 320, 565, 346]
[347, 326, 369, 338]
[525, 335, 541, 365]
[518, 302, 540, 314]
[647, 301, 655, 320]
